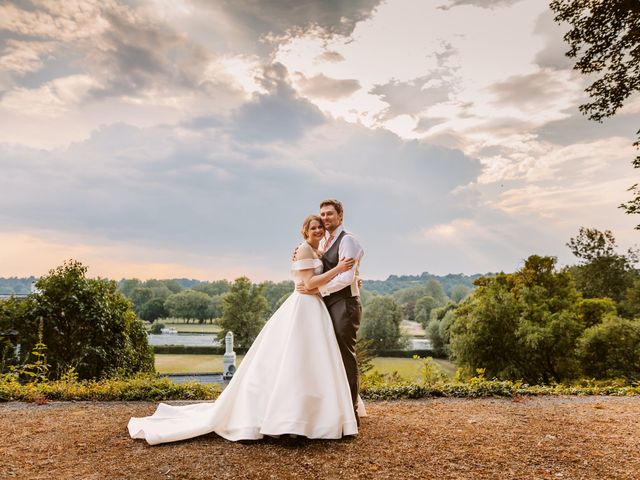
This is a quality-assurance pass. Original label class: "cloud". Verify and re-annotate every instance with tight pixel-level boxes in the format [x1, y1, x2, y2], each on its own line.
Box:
[371, 76, 451, 120]
[0, 1, 244, 103]
[315, 50, 345, 63]
[1, 74, 97, 115]
[212, 0, 384, 37]
[0, 39, 56, 75]
[532, 9, 573, 70]
[229, 64, 327, 143]
[0, 105, 483, 278]
[535, 110, 640, 146]
[296, 73, 360, 100]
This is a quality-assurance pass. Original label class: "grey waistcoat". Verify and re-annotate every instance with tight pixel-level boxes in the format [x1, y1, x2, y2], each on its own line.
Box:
[321, 230, 357, 306]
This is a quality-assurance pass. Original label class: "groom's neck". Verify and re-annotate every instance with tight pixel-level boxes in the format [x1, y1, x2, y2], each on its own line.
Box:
[327, 223, 342, 235]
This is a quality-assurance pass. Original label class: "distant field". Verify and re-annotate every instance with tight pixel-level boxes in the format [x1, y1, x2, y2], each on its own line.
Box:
[400, 320, 426, 337]
[155, 354, 245, 373]
[370, 357, 456, 381]
[155, 354, 456, 380]
[146, 322, 221, 333]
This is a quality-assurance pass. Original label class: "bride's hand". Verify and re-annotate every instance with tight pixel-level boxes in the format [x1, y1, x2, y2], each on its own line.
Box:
[336, 257, 355, 273]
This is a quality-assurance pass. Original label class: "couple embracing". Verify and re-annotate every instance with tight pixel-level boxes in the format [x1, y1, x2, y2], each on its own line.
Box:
[129, 199, 365, 444]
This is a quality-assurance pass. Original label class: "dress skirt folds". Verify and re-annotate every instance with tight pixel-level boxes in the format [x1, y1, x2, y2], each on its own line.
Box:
[128, 272, 363, 444]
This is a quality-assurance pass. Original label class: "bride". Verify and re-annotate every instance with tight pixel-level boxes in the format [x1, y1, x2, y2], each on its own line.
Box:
[128, 214, 363, 444]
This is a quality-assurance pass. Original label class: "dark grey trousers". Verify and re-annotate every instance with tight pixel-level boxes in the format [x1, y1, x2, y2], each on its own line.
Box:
[326, 296, 362, 411]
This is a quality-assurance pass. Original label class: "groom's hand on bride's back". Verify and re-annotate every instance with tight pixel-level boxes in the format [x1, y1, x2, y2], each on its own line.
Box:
[296, 282, 318, 295]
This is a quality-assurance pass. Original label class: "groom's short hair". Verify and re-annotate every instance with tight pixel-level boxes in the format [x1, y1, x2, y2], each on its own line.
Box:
[320, 199, 343, 216]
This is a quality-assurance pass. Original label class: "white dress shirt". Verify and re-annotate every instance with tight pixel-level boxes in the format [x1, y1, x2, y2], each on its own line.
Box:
[318, 225, 364, 297]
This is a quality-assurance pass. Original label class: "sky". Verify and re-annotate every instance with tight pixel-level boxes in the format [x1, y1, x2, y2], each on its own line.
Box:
[0, 0, 638, 282]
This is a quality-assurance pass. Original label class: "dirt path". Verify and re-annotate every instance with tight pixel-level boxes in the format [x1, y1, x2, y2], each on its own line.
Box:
[1, 396, 639, 479]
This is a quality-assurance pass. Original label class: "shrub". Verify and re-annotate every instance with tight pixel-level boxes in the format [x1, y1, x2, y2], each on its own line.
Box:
[0, 373, 220, 402]
[577, 317, 640, 380]
[3, 260, 154, 380]
[577, 297, 617, 327]
[149, 321, 166, 334]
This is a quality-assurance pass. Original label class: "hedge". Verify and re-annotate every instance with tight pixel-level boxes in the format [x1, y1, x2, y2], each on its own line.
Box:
[152, 345, 249, 355]
[0, 374, 220, 402]
[1, 375, 638, 403]
[152, 346, 436, 357]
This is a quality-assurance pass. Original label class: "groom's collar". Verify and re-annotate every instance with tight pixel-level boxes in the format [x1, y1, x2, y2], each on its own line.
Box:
[326, 224, 344, 239]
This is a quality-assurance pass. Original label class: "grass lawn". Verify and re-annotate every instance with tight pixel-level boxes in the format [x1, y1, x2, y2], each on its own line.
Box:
[155, 354, 244, 373]
[148, 322, 221, 334]
[155, 354, 456, 380]
[370, 357, 456, 381]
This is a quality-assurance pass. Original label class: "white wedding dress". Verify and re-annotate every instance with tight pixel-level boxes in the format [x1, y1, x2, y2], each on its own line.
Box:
[128, 257, 364, 445]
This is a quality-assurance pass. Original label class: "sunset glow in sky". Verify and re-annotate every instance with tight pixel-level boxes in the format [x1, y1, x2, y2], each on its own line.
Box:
[0, 0, 638, 281]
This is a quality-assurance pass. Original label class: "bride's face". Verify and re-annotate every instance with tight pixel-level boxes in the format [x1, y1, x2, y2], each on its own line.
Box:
[306, 219, 325, 243]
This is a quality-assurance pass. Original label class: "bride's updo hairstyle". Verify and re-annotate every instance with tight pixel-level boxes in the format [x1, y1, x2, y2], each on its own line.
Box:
[301, 214, 324, 239]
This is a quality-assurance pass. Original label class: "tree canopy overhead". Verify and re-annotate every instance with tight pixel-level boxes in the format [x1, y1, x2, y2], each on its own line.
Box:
[551, 0, 640, 226]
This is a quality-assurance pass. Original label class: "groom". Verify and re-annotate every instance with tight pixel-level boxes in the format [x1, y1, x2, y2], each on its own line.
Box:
[298, 199, 364, 424]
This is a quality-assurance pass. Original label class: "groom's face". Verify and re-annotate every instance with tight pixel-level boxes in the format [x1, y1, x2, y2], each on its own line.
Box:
[320, 205, 342, 233]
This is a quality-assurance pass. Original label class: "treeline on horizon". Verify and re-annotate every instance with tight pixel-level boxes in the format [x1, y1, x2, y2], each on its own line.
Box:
[0, 271, 483, 297]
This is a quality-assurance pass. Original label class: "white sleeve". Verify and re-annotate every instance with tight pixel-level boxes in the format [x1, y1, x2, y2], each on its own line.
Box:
[319, 235, 363, 297]
[291, 258, 322, 271]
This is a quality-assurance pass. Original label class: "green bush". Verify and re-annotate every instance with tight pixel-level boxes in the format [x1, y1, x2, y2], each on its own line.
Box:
[0, 373, 219, 402]
[149, 321, 166, 335]
[451, 256, 584, 383]
[577, 297, 617, 327]
[1, 260, 154, 380]
[577, 317, 640, 380]
[1, 372, 637, 403]
[360, 370, 640, 401]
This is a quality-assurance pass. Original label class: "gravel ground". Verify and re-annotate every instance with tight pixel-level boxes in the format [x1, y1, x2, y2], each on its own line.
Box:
[1, 396, 639, 479]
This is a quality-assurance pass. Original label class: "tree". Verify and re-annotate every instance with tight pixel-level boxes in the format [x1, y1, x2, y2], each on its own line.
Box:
[0, 296, 32, 371]
[129, 287, 153, 315]
[414, 295, 437, 328]
[618, 278, 640, 319]
[577, 298, 617, 327]
[451, 256, 584, 383]
[144, 279, 182, 294]
[426, 302, 458, 357]
[8, 260, 154, 380]
[138, 297, 168, 322]
[164, 290, 214, 323]
[218, 277, 268, 349]
[551, 0, 640, 226]
[425, 279, 448, 305]
[451, 284, 471, 304]
[577, 317, 640, 380]
[359, 296, 405, 352]
[359, 288, 376, 307]
[566, 227, 637, 303]
[206, 294, 224, 320]
[118, 278, 142, 297]
[192, 280, 230, 297]
[260, 280, 295, 316]
[392, 285, 426, 321]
